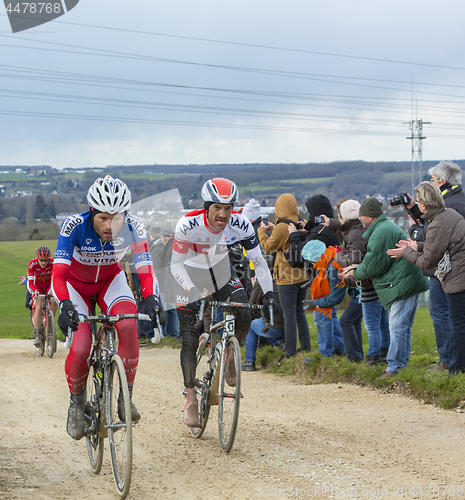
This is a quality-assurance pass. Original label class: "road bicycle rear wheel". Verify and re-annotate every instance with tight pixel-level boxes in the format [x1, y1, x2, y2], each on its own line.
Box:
[106, 355, 132, 498]
[38, 327, 45, 357]
[85, 365, 104, 474]
[218, 336, 241, 453]
[46, 310, 56, 358]
[191, 333, 211, 439]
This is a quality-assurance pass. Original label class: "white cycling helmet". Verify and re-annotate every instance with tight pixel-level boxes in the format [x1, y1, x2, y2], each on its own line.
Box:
[201, 178, 238, 204]
[87, 175, 131, 214]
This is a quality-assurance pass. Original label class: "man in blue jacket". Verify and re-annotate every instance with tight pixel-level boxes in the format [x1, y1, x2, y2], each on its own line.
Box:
[343, 198, 429, 379]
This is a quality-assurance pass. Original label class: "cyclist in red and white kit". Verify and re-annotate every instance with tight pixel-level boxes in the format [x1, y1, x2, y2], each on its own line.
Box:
[171, 178, 278, 427]
[27, 246, 58, 347]
[52, 175, 163, 440]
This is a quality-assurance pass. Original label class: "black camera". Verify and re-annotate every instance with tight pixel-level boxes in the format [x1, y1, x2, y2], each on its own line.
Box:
[314, 216, 324, 224]
[389, 192, 409, 206]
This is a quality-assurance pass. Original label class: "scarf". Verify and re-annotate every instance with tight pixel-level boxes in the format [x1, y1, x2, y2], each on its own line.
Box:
[310, 246, 346, 317]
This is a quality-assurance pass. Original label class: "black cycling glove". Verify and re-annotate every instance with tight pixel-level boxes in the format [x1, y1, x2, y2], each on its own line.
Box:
[145, 294, 166, 327]
[263, 291, 280, 321]
[58, 299, 79, 335]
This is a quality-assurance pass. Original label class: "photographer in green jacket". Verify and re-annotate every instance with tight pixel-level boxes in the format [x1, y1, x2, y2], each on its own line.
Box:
[342, 197, 429, 380]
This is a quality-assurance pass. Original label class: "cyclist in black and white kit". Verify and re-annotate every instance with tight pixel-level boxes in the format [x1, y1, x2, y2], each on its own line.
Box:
[171, 178, 278, 427]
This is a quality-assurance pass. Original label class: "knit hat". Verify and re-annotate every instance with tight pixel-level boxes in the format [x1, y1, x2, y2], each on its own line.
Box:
[359, 197, 383, 218]
[148, 226, 161, 237]
[242, 199, 261, 221]
[302, 239, 327, 263]
[340, 200, 361, 220]
[160, 228, 174, 237]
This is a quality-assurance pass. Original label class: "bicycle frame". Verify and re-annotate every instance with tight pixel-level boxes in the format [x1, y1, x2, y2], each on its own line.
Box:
[35, 294, 56, 357]
[191, 299, 272, 452]
[76, 299, 155, 498]
[37, 294, 53, 324]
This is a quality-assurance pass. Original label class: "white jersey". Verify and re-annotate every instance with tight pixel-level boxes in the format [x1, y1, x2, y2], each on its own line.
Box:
[171, 209, 272, 293]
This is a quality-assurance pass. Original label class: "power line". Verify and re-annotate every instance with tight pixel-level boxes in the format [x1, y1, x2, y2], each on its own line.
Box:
[2, 36, 465, 101]
[6, 14, 465, 73]
[0, 108, 409, 134]
[0, 107, 464, 138]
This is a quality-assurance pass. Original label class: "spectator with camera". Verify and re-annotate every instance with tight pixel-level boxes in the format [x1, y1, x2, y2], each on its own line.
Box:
[289, 194, 342, 254]
[396, 161, 465, 371]
[288, 194, 342, 288]
[387, 181, 465, 375]
[258, 193, 311, 363]
[343, 197, 429, 380]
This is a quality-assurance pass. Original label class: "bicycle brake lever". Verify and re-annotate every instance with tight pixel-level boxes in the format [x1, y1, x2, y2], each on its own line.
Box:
[65, 327, 73, 348]
[151, 312, 165, 344]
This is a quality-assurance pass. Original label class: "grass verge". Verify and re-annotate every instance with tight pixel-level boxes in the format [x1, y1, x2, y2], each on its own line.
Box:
[148, 307, 465, 412]
[252, 307, 465, 411]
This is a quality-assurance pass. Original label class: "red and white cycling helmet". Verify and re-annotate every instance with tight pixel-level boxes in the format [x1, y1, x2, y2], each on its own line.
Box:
[201, 178, 238, 204]
[87, 175, 131, 214]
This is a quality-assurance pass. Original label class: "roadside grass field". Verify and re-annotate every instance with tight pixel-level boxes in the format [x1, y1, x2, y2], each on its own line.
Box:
[0, 240, 57, 338]
[253, 306, 465, 410]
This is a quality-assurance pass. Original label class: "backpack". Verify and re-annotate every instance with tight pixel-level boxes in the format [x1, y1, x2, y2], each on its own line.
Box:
[276, 218, 305, 268]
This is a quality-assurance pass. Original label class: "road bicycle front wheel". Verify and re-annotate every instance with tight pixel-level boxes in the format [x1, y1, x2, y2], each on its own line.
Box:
[218, 336, 241, 453]
[191, 333, 211, 439]
[85, 365, 104, 474]
[106, 355, 133, 498]
[46, 310, 56, 358]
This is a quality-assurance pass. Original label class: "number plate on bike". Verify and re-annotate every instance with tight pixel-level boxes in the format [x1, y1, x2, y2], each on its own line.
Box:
[225, 314, 235, 337]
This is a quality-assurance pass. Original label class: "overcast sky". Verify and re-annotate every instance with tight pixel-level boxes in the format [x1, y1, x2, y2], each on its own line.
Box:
[1, 1, 465, 168]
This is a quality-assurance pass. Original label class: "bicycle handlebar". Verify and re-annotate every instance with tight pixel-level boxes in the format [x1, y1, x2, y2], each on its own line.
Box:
[78, 313, 151, 323]
[33, 293, 53, 307]
[208, 300, 264, 310]
[65, 313, 156, 348]
[194, 298, 275, 329]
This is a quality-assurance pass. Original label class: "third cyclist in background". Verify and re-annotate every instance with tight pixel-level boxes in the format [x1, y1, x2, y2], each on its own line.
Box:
[28, 246, 58, 347]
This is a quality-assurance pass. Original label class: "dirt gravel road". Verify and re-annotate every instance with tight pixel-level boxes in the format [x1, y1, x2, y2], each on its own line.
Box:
[1, 339, 465, 500]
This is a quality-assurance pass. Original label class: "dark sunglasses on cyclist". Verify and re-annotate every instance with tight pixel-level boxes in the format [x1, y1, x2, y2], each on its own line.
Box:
[38, 259, 49, 263]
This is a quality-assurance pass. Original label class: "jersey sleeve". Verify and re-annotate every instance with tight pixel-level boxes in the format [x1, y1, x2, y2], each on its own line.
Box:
[27, 260, 38, 295]
[51, 216, 80, 302]
[248, 253, 273, 295]
[170, 216, 195, 291]
[126, 215, 159, 298]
